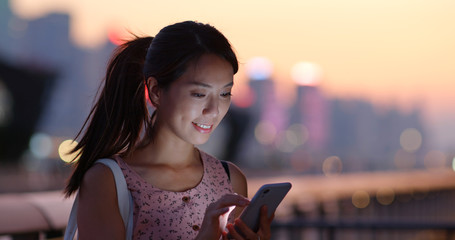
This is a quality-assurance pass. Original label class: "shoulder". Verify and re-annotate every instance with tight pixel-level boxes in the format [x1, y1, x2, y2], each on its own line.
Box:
[78, 161, 124, 239]
[79, 162, 118, 210]
[79, 160, 121, 208]
[226, 161, 248, 198]
[82, 161, 116, 191]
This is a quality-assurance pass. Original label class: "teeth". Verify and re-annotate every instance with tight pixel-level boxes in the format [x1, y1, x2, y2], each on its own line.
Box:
[195, 123, 211, 129]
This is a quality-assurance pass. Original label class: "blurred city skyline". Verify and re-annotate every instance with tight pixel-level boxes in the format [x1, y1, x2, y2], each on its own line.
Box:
[0, 0, 453, 174]
[2, 2, 455, 238]
[6, 0, 455, 152]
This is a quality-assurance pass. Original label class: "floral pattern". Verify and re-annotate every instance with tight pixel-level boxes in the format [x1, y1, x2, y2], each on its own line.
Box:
[115, 150, 233, 240]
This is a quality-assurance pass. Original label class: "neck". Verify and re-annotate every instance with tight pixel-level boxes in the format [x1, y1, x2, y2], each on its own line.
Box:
[129, 127, 199, 167]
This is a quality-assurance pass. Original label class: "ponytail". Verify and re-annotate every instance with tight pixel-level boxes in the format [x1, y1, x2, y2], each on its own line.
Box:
[65, 21, 239, 197]
[65, 37, 153, 197]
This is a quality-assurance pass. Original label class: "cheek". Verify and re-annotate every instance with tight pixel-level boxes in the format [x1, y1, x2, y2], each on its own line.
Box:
[178, 100, 202, 118]
[219, 101, 231, 117]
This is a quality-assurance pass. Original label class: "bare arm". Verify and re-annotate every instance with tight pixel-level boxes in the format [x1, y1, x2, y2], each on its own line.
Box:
[77, 163, 125, 240]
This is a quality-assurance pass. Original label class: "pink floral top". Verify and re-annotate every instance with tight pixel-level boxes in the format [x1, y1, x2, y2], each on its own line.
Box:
[114, 150, 234, 240]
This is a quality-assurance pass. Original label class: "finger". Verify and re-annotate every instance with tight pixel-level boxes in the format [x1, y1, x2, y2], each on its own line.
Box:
[259, 206, 272, 238]
[219, 206, 236, 231]
[216, 194, 250, 208]
[268, 212, 275, 223]
[205, 195, 249, 220]
[233, 219, 256, 239]
[216, 207, 231, 216]
[221, 231, 229, 240]
[260, 205, 268, 221]
[226, 223, 245, 240]
[205, 205, 230, 220]
[260, 205, 274, 224]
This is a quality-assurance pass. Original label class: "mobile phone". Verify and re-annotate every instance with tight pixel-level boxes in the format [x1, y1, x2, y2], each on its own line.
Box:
[230, 182, 292, 237]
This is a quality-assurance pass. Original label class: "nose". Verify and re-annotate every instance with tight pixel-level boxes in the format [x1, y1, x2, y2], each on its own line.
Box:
[203, 96, 219, 117]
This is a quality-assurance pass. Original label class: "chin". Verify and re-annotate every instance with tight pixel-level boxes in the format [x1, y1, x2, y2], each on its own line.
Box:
[192, 136, 211, 145]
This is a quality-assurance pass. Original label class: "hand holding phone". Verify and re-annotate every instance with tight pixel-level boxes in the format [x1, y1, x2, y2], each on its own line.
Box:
[229, 182, 292, 237]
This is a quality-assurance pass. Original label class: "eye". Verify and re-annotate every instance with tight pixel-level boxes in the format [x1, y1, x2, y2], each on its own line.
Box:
[191, 93, 206, 98]
[221, 92, 232, 97]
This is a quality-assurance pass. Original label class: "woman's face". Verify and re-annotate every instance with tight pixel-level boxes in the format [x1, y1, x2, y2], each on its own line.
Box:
[154, 54, 234, 145]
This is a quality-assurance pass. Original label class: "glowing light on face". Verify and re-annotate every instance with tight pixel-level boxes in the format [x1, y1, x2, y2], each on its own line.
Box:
[29, 133, 53, 159]
[352, 190, 370, 209]
[246, 57, 273, 81]
[58, 139, 80, 163]
[322, 156, 343, 176]
[376, 188, 395, 205]
[291, 62, 322, 86]
[400, 128, 422, 153]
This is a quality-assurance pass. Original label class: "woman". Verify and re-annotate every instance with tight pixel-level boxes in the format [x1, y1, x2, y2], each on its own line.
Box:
[65, 21, 273, 239]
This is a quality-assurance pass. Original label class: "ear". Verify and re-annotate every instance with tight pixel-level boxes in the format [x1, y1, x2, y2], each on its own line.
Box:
[147, 76, 161, 108]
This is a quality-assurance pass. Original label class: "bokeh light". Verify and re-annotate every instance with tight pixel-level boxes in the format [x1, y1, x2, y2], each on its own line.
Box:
[29, 133, 53, 159]
[291, 62, 322, 86]
[58, 139, 79, 163]
[275, 131, 295, 153]
[376, 188, 395, 205]
[452, 157, 455, 172]
[400, 128, 422, 153]
[232, 85, 256, 108]
[246, 57, 273, 81]
[285, 129, 300, 147]
[107, 27, 130, 46]
[254, 120, 277, 145]
[424, 150, 447, 170]
[286, 124, 309, 147]
[322, 156, 343, 176]
[352, 190, 370, 209]
[275, 124, 310, 153]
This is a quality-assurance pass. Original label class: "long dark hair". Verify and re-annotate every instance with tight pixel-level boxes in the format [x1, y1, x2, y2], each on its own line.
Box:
[65, 21, 238, 197]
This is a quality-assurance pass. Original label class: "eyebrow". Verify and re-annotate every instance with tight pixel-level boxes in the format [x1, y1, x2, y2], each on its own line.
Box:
[186, 81, 234, 88]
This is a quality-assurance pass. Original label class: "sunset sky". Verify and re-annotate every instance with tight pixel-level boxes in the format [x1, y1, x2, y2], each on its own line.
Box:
[9, 0, 455, 149]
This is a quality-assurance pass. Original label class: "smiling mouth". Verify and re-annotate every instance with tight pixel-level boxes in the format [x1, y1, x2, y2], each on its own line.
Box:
[192, 122, 214, 133]
[193, 122, 212, 129]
